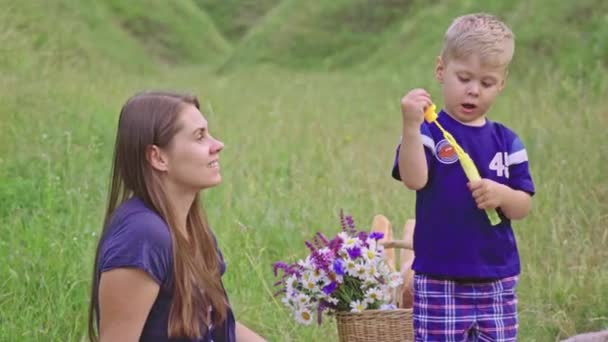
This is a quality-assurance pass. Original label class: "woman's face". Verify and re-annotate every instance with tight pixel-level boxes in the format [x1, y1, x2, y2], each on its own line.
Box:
[162, 104, 224, 192]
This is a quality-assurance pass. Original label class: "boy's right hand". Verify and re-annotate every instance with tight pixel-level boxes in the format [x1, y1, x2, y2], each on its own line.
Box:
[400, 89, 432, 128]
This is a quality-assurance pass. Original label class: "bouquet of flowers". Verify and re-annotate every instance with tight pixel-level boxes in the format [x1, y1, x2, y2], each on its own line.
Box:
[272, 211, 404, 326]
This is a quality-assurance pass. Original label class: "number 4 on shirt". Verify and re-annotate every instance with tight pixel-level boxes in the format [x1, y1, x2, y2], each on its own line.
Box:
[489, 152, 509, 178]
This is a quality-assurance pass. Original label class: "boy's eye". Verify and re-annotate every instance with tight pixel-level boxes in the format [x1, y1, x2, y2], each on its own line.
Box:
[457, 76, 469, 82]
[482, 81, 495, 88]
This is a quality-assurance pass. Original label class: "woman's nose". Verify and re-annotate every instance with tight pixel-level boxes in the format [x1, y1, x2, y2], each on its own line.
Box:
[211, 138, 224, 153]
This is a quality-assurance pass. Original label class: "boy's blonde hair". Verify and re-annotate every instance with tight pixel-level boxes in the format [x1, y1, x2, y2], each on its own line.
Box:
[441, 13, 515, 68]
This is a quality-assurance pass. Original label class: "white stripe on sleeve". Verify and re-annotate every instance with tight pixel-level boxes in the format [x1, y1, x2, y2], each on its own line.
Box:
[508, 149, 528, 165]
[422, 135, 436, 155]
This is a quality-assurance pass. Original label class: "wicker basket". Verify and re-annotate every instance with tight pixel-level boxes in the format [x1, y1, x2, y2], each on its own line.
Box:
[335, 309, 414, 342]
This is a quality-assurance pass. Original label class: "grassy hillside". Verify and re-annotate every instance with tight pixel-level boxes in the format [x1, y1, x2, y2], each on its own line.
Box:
[0, 0, 230, 79]
[0, 0, 154, 76]
[1, 0, 607, 341]
[364, 0, 608, 78]
[104, 0, 230, 66]
[194, 0, 281, 41]
[222, 0, 607, 76]
[221, 0, 420, 70]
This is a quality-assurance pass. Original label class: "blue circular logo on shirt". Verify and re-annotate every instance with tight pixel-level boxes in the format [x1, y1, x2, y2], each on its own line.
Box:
[435, 139, 459, 164]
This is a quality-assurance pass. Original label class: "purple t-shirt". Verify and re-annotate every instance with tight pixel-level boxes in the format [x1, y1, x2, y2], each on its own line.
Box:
[95, 197, 236, 342]
[392, 110, 535, 279]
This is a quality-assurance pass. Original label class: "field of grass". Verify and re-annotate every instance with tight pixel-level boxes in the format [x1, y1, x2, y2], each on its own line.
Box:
[1, 0, 606, 341]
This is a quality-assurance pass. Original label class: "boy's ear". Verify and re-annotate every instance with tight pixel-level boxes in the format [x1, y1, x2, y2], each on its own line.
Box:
[146, 144, 169, 172]
[435, 56, 445, 83]
[498, 69, 508, 92]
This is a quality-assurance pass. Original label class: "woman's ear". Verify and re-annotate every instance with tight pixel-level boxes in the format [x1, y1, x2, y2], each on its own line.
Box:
[435, 56, 445, 83]
[145, 145, 169, 172]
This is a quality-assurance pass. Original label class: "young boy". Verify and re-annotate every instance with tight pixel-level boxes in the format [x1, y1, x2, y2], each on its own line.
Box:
[391, 13, 535, 341]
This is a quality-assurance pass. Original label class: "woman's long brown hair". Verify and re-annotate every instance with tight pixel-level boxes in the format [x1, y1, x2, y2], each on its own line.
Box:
[88, 91, 228, 341]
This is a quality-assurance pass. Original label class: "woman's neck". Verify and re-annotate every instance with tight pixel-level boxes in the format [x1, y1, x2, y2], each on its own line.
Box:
[164, 182, 197, 237]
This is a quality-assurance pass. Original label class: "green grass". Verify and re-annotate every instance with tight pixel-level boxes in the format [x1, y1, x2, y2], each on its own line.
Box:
[221, 0, 422, 70]
[1, 0, 607, 341]
[194, 0, 281, 42]
[103, 0, 231, 66]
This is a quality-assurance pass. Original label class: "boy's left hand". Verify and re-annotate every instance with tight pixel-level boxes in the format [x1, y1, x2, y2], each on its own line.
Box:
[468, 179, 506, 210]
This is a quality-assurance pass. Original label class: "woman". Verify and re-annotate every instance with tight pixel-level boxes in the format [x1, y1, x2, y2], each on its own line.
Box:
[88, 91, 265, 341]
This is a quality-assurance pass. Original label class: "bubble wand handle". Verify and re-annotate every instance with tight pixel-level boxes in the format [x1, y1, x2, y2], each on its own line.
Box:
[424, 104, 501, 226]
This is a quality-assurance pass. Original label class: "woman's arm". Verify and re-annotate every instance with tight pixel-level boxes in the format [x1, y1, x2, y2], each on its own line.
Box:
[98, 268, 159, 342]
[236, 322, 266, 342]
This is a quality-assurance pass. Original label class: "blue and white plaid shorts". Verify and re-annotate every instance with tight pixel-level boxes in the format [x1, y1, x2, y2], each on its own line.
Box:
[414, 273, 519, 342]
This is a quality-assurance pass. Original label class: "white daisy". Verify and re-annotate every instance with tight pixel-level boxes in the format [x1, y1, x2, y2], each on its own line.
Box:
[296, 293, 311, 307]
[342, 235, 360, 249]
[362, 277, 378, 289]
[361, 247, 379, 262]
[303, 269, 320, 284]
[349, 300, 367, 313]
[285, 275, 297, 291]
[298, 256, 313, 270]
[337, 232, 350, 242]
[388, 272, 404, 288]
[312, 268, 325, 281]
[364, 288, 383, 303]
[366, 237, 379, 250]
[303, 279, 318, 292]
[295, 308, 314, 325]
[354, 264, 367, 279]
[377, 262, 390, 276]
[345, 259, 357, 275]
[366, 264, 380, 278]
[327, 297, 339, 305]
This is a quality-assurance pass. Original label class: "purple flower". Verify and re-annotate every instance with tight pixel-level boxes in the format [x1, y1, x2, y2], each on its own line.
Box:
[273, 261, 289, 277]
[339, 209, 348, 232]
[347, 247, 361, 259]
[316, 232, 329, 246]
[357, 231, 368, 243]
[328, 237, 343, 253]
[322, 282, 338, 295]
[369, 232, 384, 240]
[332, 258, 345, 276]
[305, 240, 316, 253]
[311, 249, 332, 271]
[317, 300, 330, 325]
[346, 215, 355, 230]
[272, 261, 302, 278]
[339, 210, 357, 234]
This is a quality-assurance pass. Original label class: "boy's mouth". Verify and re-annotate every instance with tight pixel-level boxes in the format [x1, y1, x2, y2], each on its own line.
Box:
[461, 103, 477, 113]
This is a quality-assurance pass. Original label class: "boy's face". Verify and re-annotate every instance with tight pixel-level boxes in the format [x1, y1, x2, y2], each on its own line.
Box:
[435, 54, 507, 126]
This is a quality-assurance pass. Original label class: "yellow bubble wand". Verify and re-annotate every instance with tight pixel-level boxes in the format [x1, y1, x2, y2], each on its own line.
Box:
[424, 104, 501, 226]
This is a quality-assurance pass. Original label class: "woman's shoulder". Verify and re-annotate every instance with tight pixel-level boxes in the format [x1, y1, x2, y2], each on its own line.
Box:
[102, 197, 172, 254]
[101, 197, 172, 258]
[99, 197, 173, 283]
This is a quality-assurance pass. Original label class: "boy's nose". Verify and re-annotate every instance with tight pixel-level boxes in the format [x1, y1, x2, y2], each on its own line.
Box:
[466, 83, 480, 96]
